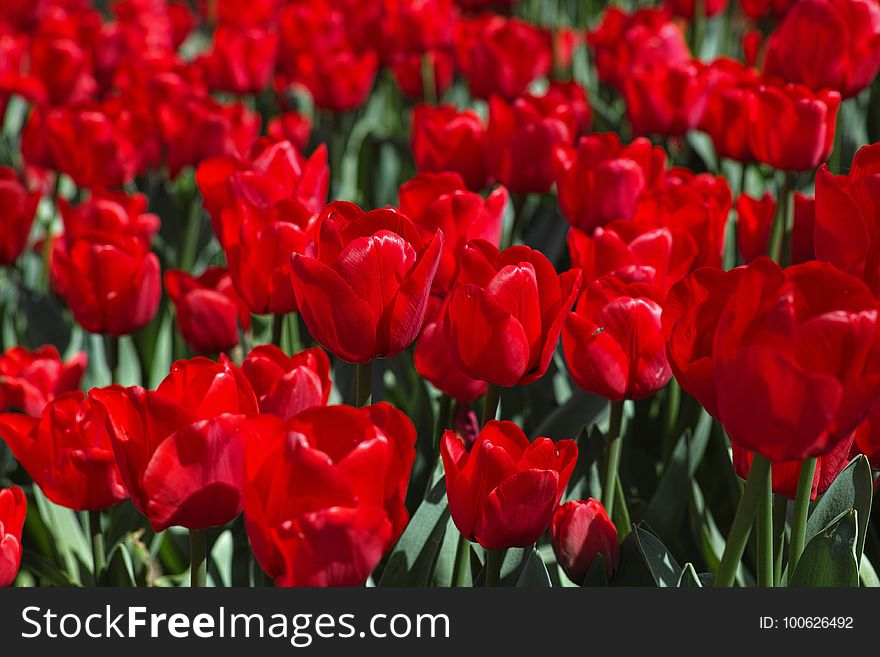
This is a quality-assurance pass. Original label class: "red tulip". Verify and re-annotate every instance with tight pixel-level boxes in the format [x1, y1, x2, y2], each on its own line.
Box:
[411, 104, 489, 191]
[568, 222, 693, 296]
[699, 58, 761, 163]
[50, 228, 161, 337]
[243, 403, 416, 586]
[415, 311, 488, 404]
[28, 34, 96, 107]
[748, 83, 840, 172]
[0, 391, 128, 511]
[854, 401, 880, 468]
[444, 240, 581, 387]
[0, 166, 40, 266]
[664, 0, 727, 17]
[551, 499, 619, 583]
[814, 144, 880, 296]
[587, 7, 690, 92]
[91, 356, 266, 531]
[267, 112, 312, 153]
[623, 59, 710, 138]
[553, 133, 667, 233]
[241, 345, 331, 420]
[741, 0, 796, 19]
[441, 420, 577, 550]
[453, 15, 552, 101]
[390, 49, 454, 101]
[200, 26, 279, 95]
[486, 91, 576, 194]
[732, 434, 854, 500]
[399, 171, 507, 316]
[379, 0, 456, 65]
[290, 201, 443, 364]
[669, 258, 880, 461]
[763, 0, 880, 98]
[563, 274, 671, 401]
[454, 0, 518, 9]
[165, 267, 252, 355]
[0, 345, 86, 417]
[736, 192, 815, 264]
[57, 191, 160, 249]
[0, 486, 26, 587]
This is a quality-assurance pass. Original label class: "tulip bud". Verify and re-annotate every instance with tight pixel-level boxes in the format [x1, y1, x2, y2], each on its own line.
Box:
[551, 499, 619, 584]
[0, 486, 26, 587]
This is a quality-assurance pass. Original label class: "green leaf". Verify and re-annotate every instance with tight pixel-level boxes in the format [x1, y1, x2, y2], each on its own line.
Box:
[806, 455, 872, 561]
[859, 553, 880, 588]
[32, 489, 90, 584]
[677, 563, 702, 587]
[210, 530, 234, 588]
[431, 516, 470, 587]
[516, 549, 552, 588]
[580, 554, 608, 587]
[790, 509, 859, 588]
[530, 389, 608, 442]
[378, 477, 449, 586]
[634, 526, 682, 587]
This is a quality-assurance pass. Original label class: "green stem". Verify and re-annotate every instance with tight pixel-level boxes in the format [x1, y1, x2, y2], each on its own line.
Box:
[356, 361, 373, 406]
[271, 313, 284, 350]
[663, 379, 681, 446]
[613, 476, 632, 540]
[180, 197, 202, 273]
[433, 395, 453, 460]
[287, 313, 302, 353]
[89, 510, 105, 586]
[104, 334, 119, 384]
[767, 172, 796, 266]
[714, 454, 771, 587]
[772, 493, 788, 586]
[451, 533, 471, 587]
[485, 549, 504, 587]
[190, 529, 207, 588]
[755, 456, 774, 587]
[421, 52, 437, 105]
[788, 457, 817, 577]
[692, 0, 706, 56]
[481, 383, 501, 427]
[601, 401, 625, 518]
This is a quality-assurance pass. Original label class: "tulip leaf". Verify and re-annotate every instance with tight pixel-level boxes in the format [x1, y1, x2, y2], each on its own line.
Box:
[677, 563, 702, 587]
[377, 477, 449, 587]
[516, 548, 552, 588]
[105, 542, 138, 587]
[789, 509, 859, 588]
[32, 489, 90, 585]
[530, 389, 608, 443]
[859, 553, 880, 588]
[210, 529, 234, 588]
[806, 455, 872, 561]
[432, 516, 471, 587]
[634, 526, 682, 588]
[580, 554, 608, 587]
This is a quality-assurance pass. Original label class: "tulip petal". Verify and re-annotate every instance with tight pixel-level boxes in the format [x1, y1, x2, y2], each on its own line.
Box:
[475, 468, 560, 550]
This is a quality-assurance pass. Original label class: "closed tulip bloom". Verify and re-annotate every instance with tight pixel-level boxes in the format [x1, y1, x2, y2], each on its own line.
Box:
[415, 312, 488, 404]
[487, 92, 577, 195]
[91, 356, 266, 531]
[763, 0, 880, 98]
[563, 274, 671, 401]
[732, 434, 854, 500]
[50, 230, 161, 337]
[200, 26, 280, 95]
[453, 15, 552, 101]
[736, 192, 816, 264]
[814, 144, 880, 295]
[623, 59, 710, 138]
[664, 0, 727, 17]
[267, 112, 312, 153]
[391, 49, 455, 102]
[445, 240, 581, 387]
[165, 267, 252, 355]
[290, 201, 443, 364]
[0, 392, 128, 511]
[0, 345, 87, 417]
[699, 59, 761, 163]
[57, 192, 160, 248]
[0, 486, 26, 587]
[244, 403, 416, 586]
[554, 134, 667, 233]
[411, 104, 489, 191]
[0, 167, 40, 265]
[441, 420, 577, 550]
[551, 499, 619, 583]
[241, 345, 331, 420]
[748, 83, 840, 172]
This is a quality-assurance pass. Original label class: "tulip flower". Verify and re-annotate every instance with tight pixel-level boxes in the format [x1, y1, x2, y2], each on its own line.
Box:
[91, 356, 266, 531]
[553, 133, 667, 233]
[199, 26, 280, 95]
[814, 143, 880, 295]
[563, 274, 671, 401]
[0, 346, 86, 417]
[441, 420, 577, 550]
[57, 192, 160, 248]
[732, 434, 854, 500]
[854, 402, 880, 468]
[390, 49, 454, 101]
[763, 0, 880, 98]
[290, 201, 442, 364]
[748, 83, 840, 172]
[664, 0, 727, 17]
[241, 345, 332, 420]
[444, 241, 581, 387]
[415, 311, 488, 405]
[165, 267, 252, 355]
[28, 34, 95, 107]
[0, 391, 128, 511]
[736, 192, 815, 264]
[0, 486, 26, 587]
[243, 403, 416, 586]
[699, 59, 761, 163]
[453, 15, 552, 100]
[623, 59, 710, 138]
[0, 167, 40, 266]
[486, 91, 577, 194]
[267, 112, 312, 153]
[411, 104, 489, 191]
[551, 499, 619, 584]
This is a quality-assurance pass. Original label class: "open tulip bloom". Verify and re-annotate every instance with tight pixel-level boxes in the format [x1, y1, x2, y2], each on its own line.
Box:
[1, 0, 880, 597]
